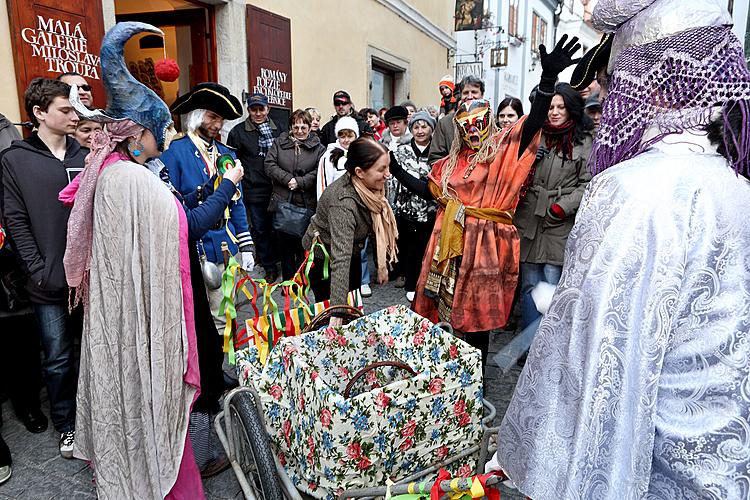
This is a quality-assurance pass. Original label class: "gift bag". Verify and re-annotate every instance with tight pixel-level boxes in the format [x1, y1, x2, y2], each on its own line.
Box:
[242, 305, 484, 500]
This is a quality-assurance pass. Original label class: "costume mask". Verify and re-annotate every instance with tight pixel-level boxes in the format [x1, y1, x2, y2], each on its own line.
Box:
[455, 100, 491, 151]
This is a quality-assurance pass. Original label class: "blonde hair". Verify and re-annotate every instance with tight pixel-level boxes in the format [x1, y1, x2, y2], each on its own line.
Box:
[440, 118, 499, 196]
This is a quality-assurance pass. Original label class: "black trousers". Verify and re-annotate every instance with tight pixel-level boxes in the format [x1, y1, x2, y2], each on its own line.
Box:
[308, 245, 362, 304]
[0, 313, 43, 415]
[277, 232, 305, 281]
[396, 215, 435, 292]
[188, 243, 225, 414]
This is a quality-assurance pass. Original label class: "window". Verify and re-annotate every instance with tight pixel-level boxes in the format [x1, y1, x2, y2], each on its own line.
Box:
[531, 12, 547, 53]
[508, 0, 518, 38]
[371, 65, 395, 110]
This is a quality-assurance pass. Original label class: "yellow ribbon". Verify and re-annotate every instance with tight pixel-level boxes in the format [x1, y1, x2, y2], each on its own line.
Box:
[428, 180, 514, 272]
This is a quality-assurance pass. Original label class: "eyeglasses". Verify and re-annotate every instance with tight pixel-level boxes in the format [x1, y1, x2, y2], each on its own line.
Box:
[78, 84, 92, 92]
[334, 101, 349, 107]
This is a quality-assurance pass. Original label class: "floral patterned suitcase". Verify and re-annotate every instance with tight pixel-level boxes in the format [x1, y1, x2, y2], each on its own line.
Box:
[235, 305, 483, 500]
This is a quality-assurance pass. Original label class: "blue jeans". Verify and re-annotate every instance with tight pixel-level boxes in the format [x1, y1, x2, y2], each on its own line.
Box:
[361, 238, 371, 286]
[519, 263, 562, 330]
[32, 303, 78, 433]
[246, 201, 278, 273]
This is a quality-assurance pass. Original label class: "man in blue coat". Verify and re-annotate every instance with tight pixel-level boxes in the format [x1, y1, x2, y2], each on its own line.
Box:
[161, 81, 255, 476]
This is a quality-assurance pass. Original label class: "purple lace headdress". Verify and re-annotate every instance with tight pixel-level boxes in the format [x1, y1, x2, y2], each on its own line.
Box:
[590, 0, 750, 176]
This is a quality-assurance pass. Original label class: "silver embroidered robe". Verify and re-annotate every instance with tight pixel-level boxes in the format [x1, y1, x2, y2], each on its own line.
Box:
[495, 133, 750, 499]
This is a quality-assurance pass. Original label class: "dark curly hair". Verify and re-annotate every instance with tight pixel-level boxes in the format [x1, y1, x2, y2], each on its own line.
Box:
[330, 137, 388, 175]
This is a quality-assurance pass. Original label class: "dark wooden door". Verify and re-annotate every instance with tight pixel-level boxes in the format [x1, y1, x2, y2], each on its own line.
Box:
[246, 5, 292, 127]
[7, 0, 106, 115]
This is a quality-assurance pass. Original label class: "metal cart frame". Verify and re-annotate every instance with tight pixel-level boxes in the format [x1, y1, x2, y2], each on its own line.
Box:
[215, 384, 499, 500]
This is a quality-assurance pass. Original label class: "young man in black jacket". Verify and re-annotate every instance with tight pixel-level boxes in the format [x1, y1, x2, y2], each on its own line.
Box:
[0, 78, 86, 459]
[228, 92, 282, 281]
[319, 90, 373, 147]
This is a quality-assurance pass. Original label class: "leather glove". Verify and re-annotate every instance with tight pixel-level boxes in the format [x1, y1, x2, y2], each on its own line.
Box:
[539, 34, 582, 78]
[240, 249, 256, 273]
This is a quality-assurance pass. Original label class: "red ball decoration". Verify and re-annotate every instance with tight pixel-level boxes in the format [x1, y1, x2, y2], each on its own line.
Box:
[154, 58, 180, 82]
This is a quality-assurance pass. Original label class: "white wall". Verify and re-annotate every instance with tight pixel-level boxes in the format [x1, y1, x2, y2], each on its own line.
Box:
[454, 0, 556, 115]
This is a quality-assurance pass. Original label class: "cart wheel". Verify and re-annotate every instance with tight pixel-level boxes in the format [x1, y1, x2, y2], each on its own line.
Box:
[229, 391, 284, 500]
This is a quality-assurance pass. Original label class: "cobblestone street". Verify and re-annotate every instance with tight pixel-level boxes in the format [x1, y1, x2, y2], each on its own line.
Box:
[0, 276, 525, 500]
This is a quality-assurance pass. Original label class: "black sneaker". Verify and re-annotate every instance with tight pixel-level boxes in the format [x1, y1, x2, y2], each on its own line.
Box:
[59, 431, 75, 459]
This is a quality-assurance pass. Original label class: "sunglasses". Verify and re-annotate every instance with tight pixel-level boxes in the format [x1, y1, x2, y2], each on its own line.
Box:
[78, 84, 92, 92]
[334, 100, 349, 106]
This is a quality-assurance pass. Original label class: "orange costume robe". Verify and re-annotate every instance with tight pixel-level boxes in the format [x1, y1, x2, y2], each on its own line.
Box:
[413, 117, 540, 332]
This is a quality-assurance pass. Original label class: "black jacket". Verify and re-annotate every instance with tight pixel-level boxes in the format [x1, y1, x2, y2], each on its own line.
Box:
[319, 113, 373, 147]
[264, 132, 325, 210]
[227, 118, 282, 204]
[0, 135, 87, 304]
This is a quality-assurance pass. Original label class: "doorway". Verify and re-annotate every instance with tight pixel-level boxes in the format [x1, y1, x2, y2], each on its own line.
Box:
[114, 0, 216, 111]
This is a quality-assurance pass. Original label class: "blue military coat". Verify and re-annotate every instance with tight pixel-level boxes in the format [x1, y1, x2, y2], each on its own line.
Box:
[162, 135, 252, 263]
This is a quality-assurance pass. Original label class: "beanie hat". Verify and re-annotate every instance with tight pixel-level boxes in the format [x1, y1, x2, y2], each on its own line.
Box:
[408, 110, 436, 131]
[384, 106, 409, 123]
[335, 116, 359, 138]
[439, 75, 455, 91]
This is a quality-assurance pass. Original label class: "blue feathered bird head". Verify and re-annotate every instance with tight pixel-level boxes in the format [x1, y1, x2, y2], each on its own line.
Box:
[100, 22, 173, 151]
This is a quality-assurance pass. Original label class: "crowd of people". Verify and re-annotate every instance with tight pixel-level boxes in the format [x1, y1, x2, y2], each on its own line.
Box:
[1, 0, 750, 498]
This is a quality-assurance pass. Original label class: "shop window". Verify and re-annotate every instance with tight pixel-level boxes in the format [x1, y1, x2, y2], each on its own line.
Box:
[531, 12, 547, 54]
[371, 65, 395, 111]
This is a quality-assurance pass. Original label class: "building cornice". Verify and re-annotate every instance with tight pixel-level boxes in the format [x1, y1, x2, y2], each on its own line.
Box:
[373, 0, 456, 49]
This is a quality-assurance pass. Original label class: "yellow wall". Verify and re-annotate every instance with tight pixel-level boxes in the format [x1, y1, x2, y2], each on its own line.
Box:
[0, 0, 21, 123]
[246, 0, 454, 114]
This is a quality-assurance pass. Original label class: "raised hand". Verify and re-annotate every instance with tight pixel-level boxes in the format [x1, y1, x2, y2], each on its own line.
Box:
[539, 34, 582, 77]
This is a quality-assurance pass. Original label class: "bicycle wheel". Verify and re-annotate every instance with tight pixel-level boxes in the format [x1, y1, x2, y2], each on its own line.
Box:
[229, 391, 284, 500]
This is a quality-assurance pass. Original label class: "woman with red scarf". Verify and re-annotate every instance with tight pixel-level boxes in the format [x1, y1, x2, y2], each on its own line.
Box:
[514, 82, 594, 330]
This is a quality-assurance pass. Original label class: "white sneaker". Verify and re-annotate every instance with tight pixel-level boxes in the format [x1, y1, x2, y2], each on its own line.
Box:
[59, 431, 75, 459]
[360, 284, 372, 297]
[406, 291, 415, 302]
[0, 465, 10, 484]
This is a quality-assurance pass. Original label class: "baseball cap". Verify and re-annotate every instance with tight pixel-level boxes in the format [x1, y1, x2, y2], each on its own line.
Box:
[246, 92, 268, 108]
[333, 90, 351, 105]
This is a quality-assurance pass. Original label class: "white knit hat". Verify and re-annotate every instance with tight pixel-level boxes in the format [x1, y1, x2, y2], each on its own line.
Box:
[334, 116, 359, 138]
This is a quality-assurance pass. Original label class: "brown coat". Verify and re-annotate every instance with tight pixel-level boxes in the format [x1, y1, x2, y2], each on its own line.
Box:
[302, 174, 372, 306]
[264, 131, 325, 210]
[514, 132, 593, 266]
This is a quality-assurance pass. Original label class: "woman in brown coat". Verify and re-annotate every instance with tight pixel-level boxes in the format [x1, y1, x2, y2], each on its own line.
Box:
[303, 137, 398, 326]
[514, 83, 594, 329]
[265, 109, 325, 279]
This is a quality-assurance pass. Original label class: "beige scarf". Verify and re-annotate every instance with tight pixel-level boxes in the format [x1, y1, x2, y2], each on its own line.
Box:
[350, 175, 399, 275]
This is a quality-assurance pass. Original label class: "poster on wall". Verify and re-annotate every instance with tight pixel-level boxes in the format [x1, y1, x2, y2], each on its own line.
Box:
[7, 0, 106, 114]
[454, 0, 485, 31]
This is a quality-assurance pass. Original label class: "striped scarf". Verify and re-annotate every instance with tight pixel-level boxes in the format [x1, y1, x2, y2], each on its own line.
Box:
[257, 121, 274, 156]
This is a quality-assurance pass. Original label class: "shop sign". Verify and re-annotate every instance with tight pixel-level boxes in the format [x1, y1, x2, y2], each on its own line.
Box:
[455, 61, 484, 82]
[20, 16, 101, 79]
[252, 67, 292, 107]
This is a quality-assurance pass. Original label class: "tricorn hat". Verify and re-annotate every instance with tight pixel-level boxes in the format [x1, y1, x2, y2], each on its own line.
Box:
[170, 82, 243, 120]
[570, 34, 613, 91]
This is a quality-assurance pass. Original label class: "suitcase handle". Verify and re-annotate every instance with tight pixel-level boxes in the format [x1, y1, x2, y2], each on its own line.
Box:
[343, 361, 417, 399]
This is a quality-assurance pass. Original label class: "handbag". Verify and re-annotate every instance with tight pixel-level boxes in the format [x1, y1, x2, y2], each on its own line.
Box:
[271, 192, 313, 238]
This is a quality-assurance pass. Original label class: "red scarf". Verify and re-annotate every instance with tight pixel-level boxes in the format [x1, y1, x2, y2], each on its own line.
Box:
[542, 119, 576, 160]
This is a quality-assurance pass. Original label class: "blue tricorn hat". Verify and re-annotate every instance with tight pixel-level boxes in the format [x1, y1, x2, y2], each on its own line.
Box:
[69, 22, 174, 151]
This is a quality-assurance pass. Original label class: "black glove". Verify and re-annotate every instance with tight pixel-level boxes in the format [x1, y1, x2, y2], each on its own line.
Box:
[389, 151, 403, 175]
[539, 34, 582, 78]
